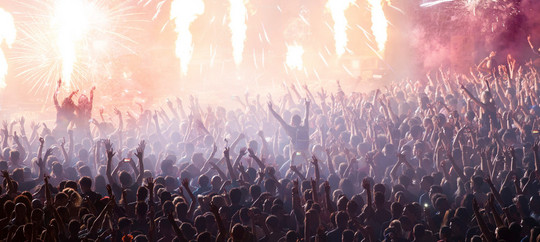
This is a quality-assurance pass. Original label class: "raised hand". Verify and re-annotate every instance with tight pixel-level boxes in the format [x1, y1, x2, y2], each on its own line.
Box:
[223, 147, 230, 160]
[104, 139, 113, 151]
[135, 140, 146, 160]
[292, 179, 299, 195]
[323, 181, 330, 194]
[508, 146, 515, 157]
[145, 177, 154, 192]
[104, 139, 115, 160]
[209, 202, 219, 215]
[248, 148, 258, 158]
[19, 117, 25, 127]
[60, 137, 66, 148]
[238, 163, 245, 172]
[362, 178, 371, 191]
[181, 178, 190, 189]
[106, 184, 113, 197]
[12, 132, 20, 144]
[1, 170, 9, 179]
[310, 155, 318, 166]
[39, 137, 44, 146]
[239, 147, 247, 157]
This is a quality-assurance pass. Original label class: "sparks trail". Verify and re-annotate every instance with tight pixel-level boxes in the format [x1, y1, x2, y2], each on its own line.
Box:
[9, 0, 141, 95]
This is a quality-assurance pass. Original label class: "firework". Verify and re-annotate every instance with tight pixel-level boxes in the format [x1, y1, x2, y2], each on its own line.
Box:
[0, 8, 16, 89]
[229, 0, 248, 66]
[10, 0, 140, 95]
[326, 0, 354, 57]
[368, 0, 388, 54]
[170, 0, 205, 75]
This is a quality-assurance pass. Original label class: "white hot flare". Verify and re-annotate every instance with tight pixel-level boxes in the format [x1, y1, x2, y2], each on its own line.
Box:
[53, 0, 92, 89]
[229, 0, 248, 66]
[170, 0, 205, 75]
[368, 0, 388, 54]
[0, 8, 16, 89]
[326, 0, 354, 57]
[286, 44, 304, 71]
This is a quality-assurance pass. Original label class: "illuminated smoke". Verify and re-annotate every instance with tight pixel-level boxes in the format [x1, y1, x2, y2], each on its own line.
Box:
[286, 44, 304, 71]
[229, 0, 248, 66]
[170, 0, 205, 75]
[368, 0, 388, 54]
[0, 8, 16, 89]
[326, 0, 354, 57]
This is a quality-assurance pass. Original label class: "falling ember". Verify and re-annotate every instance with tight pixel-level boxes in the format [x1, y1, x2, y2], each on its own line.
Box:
[170, 0, 205, 75]
[326, 0, 354, 57]
[0, 8, 16, 89]
[286, 44, 304, 71]
[229, 0, 248, 66]
[368, 0, 388, 54]
[53, 0, 92, 89]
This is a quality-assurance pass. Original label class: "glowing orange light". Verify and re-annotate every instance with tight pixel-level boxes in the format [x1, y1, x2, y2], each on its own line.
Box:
[170, 0, 205, 75]
[326, 0, 354, 57]
[368, 0, 388, 54]
[286, 44, 304, 71]
[229, 0, 248, 66]
[0, 8, 16, 89]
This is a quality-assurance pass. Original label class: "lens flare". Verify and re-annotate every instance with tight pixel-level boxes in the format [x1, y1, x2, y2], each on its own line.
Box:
[286, 44, 304, 71]
[326, 0, 354, 57]
[170, 0, 205, 75]
[228, 0, 248, 66]
[0, 8, 16, 89]
[368, 0, 388, 54]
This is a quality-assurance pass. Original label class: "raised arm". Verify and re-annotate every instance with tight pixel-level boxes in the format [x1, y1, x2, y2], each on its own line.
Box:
[104, 139, 117, 186]
[210, 202, 228, 241]
[224, 147, 237, 181]
[311, 155, 320, 184]
[472, 198, 495, 242]
[304, 99, 310, 127]
[268, 102, 290, 130]
[134, 140, 146, 186]
[460, 85, 489, 110]
[181, 178, 197, 220]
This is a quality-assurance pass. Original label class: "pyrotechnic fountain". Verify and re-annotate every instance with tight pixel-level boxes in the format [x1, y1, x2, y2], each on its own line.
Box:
[0, 8, 16, 89]
[228, 0, 248, 66]
[170, 0, 205, 75]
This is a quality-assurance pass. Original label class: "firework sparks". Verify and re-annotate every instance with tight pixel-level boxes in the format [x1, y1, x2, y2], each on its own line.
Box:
[326, 0, 354, 57]
[11, 0, 140, 96]
[170, 0, 205, 75]
[53, 0, 94, 88]
[420, 0, 454, 8]
[368, 0, 388, 54]
[286, 43, 304, 71]
[0, 8, 16, 89]
[229, 0, 248, 66]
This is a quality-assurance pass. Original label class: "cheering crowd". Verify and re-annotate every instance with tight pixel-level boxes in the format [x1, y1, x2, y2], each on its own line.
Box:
[0, 49, 540, 242]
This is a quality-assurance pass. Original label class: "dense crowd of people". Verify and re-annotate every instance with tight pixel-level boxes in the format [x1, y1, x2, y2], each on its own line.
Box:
[0, 50, 540, 242]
